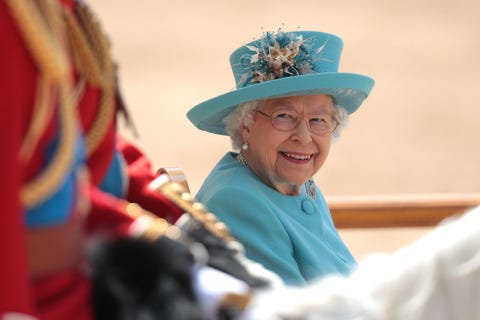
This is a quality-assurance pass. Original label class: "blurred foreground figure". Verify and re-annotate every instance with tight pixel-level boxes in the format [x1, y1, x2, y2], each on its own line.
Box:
[0, 1, 276, 319]
[246, 205, 480, 320]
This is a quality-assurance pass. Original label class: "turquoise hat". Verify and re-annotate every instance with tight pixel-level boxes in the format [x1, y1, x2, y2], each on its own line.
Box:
[187, 30, 375, 135]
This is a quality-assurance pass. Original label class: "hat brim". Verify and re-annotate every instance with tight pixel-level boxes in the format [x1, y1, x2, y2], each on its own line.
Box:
[187, 72, 375, 135]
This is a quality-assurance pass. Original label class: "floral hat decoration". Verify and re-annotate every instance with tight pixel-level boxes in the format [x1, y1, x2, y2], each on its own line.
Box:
[187, 30, 375, 135]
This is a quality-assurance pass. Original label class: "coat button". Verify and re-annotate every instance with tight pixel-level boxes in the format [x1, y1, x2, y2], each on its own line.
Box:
[301, 199, 315, 214]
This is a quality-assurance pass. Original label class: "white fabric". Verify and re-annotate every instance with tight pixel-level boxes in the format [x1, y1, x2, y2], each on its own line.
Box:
[192, 265, 251, 320]
[246, 206, 480, 320]
[190, 238, 285, 320]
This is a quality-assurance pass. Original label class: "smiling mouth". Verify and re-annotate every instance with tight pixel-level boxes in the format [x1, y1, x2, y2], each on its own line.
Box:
[280, 152, 313, 161]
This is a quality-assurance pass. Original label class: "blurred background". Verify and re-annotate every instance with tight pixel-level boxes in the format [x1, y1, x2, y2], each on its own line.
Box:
[90, 0, 479, 258]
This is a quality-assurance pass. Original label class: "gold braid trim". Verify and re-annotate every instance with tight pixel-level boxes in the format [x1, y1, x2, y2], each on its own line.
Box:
[63, 3, 116, 156]
[21, 80, 77, 209]
[19, 75, 55, 162]
[6, 0, 69, 163]
[6, 0, 77, 209]
[62, 6, 102, 86]
[5, 0, 68, 81]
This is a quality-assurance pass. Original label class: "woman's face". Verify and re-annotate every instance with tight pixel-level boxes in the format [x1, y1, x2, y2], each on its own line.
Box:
[241, 94, 335, 195]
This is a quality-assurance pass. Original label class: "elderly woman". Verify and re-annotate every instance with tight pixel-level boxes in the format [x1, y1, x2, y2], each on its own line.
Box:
[187, 30, 374, 286]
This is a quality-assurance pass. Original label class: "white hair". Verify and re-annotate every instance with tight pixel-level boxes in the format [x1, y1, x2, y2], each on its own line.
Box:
[222, 98, 350, 150]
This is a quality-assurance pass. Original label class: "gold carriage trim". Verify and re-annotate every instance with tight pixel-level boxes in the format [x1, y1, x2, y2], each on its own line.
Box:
[155, 180, 235, 242]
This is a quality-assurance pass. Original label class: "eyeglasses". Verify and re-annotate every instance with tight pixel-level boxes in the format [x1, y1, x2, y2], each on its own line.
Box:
[256, 109, 339, 136]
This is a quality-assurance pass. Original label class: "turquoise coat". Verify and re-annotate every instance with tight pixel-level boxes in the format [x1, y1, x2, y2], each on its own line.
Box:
[196, 152, 357, 286]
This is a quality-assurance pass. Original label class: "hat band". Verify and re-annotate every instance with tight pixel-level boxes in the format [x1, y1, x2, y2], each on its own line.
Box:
[238, 68, 320, 89]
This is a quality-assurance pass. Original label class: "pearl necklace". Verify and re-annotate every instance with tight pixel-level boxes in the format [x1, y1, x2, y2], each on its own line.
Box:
[235, 153, 249, 166]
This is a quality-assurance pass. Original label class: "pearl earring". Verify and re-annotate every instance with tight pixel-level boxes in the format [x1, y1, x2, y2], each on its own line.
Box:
[241, 143, 249, 151]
